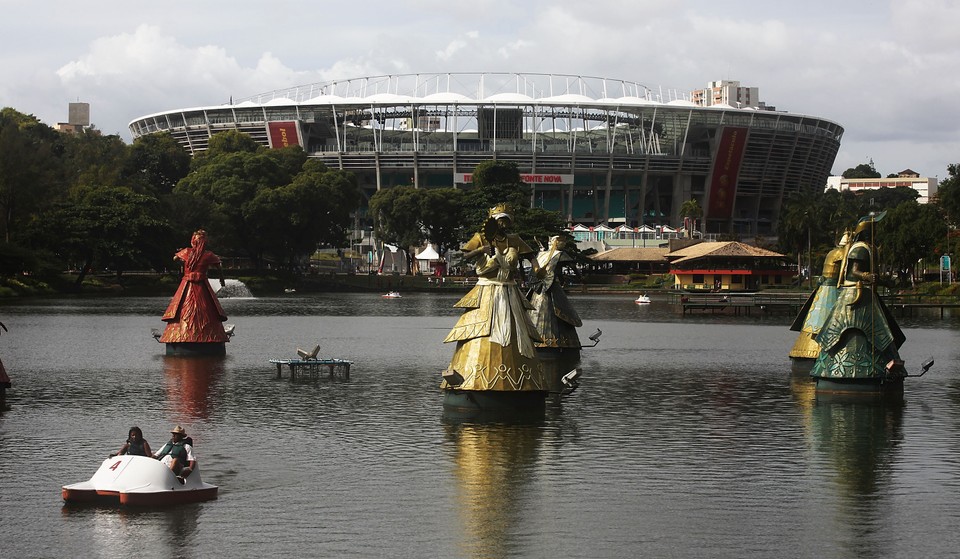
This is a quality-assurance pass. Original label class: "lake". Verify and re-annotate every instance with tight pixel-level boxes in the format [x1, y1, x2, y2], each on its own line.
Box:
[1, 292, 959, 558]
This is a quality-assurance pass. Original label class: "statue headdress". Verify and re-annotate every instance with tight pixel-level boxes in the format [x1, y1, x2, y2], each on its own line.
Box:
[489, 203, 512, 221]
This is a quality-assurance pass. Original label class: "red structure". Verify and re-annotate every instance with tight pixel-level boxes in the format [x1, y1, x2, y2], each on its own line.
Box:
[159, 230, 230, 356]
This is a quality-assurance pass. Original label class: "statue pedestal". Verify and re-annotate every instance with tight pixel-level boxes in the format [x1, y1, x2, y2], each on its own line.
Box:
[442, 389, 546, 420]
[165, 342, 226, 357]
[814, 377, 903, 397]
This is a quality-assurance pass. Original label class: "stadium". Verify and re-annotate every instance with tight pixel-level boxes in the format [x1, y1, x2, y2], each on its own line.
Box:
[129, 72, 843, 237]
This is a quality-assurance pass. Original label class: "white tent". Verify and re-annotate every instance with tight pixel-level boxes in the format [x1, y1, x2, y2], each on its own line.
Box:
[415, 245, 440, 260]
[415, 244, 442, 275]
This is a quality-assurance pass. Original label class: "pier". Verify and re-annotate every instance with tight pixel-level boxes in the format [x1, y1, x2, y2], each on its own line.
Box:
[270, 358, 353, 381]
[673, 292, 808, 315]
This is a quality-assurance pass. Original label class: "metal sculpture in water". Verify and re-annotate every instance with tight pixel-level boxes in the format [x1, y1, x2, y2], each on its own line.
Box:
[809, 213, 908, 392]
[159, 230, 230, 356]
[788, 231, 850, 373]
[440, 204, 547, 414]
[527, 235, 583, 352]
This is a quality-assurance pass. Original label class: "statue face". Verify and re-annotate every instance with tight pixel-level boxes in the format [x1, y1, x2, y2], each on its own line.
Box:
[496, 216, 512, 230]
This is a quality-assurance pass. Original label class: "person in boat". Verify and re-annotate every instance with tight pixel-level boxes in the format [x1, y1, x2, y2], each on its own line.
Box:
[159, 229, 230, 344]
[526, 234, 582, 349]
[154, 425, 197, 483]
[113, 426, 152, 457]
[441, 203, 547, 391]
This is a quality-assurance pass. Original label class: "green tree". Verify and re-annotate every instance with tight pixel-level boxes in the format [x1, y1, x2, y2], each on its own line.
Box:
[679, 198, 704, 233]
[246, 160, 361, 269]
[936, 164, 960, 226]
[122, 132, 191, 196]
[876, 201, 947, 286]
[175, 138, 293, 266]
[369, 186, 425, 273]
[31, 185, 171, 286]
[842, 162, 881, 179]
[62, 130, 128, 189]
[0, 108, 66, 243]
[462, 160, 565, 244]
[419, 188, 466, 257]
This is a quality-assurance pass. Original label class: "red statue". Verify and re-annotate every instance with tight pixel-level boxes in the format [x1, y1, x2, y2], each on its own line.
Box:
[159, 230, 229, 353]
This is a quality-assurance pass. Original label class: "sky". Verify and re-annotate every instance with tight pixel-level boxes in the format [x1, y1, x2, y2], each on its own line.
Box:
[2, 0, 959, 179]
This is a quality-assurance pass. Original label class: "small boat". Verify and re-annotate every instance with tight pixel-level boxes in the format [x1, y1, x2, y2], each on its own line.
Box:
[635, 293, 651, 304]
[284, 288, 296, 294]
[382, 291, 402, 298]
[62, 455, 217, 506]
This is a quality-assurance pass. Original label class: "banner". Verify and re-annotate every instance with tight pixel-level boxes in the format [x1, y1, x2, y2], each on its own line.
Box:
[706, 126, 747, 219]
[267, 121, 301, 148]
[454, 172, 574, 185]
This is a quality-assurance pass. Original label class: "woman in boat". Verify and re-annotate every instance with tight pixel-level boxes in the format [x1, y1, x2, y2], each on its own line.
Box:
[527, 234, 582, 349]
[441, 204, 547, 392]
[115, 426, 152, 457]
[159, 230, 230, 344]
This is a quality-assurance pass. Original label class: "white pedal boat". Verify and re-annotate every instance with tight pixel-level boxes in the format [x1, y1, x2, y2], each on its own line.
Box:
[62, 455, 217, 506]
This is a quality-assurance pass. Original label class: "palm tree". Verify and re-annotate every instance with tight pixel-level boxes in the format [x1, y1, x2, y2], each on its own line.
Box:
[679, 199, 703, 236]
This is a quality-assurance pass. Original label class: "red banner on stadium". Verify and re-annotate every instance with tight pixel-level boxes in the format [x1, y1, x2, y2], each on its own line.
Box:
[706, 126, 747, 219]
[267, 121, 300, 148]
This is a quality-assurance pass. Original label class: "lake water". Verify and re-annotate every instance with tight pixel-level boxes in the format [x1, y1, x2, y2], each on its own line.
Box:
[1, 292, 960, 558]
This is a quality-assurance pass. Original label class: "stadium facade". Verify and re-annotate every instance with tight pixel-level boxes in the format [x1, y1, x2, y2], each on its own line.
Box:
[129, 72, 843, 236]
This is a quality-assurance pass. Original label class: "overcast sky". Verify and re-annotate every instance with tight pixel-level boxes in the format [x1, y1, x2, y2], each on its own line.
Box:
[3, 0, 958, 179]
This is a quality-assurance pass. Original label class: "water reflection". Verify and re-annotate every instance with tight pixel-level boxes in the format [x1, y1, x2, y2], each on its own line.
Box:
[62, 504, 200, 558]
[810, 388, 904, 556]
[444, 420, 543, 559]
[162, 356, 225, 420]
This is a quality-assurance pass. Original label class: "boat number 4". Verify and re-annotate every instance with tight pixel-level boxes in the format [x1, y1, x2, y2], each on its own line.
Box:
[109, 460, 122, 471]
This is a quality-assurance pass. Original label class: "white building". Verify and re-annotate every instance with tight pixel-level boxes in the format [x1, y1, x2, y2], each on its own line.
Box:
[825, 169, 938, 204]
[691, 80, 761, 109]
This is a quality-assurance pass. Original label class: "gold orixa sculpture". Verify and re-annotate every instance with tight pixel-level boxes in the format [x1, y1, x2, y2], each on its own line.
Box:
[441, 204, 547, 396]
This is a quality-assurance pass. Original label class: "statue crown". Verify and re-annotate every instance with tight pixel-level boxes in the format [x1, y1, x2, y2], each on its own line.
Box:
[489, 203, 512, 218]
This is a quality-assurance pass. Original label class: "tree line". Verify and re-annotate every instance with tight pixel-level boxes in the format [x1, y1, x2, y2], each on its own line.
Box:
[777, 163, 960, 286]
[0, 109, 362, 287]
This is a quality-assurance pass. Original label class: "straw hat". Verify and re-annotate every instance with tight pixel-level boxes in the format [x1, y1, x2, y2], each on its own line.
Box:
[170, 425, 187, 436]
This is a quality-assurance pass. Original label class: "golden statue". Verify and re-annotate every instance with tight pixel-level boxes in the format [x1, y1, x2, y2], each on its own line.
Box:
[788, 231, 850, 366]
[441, 204, 547, 401]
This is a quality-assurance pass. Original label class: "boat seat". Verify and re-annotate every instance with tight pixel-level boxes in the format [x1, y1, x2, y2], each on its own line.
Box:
[296, 345, 321, 360]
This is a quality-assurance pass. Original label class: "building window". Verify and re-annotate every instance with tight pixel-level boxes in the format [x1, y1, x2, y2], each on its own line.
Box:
[693, 274, 704, 284]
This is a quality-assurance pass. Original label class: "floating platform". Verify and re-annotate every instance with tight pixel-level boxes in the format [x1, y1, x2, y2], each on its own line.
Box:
[270, 358, 353, 381]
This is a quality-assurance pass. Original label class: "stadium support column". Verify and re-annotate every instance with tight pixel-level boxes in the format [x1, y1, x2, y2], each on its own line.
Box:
[602, 154, 613, 223]
[375, 152, 382, 192]
[412, 151, 420, 189]
[672, 173, 692, 228]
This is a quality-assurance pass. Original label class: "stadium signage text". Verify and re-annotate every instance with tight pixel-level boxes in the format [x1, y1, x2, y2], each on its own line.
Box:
[454, 173, 574, 185]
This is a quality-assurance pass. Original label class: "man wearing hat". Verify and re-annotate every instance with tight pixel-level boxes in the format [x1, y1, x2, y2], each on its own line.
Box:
[153, 425, 197, 483]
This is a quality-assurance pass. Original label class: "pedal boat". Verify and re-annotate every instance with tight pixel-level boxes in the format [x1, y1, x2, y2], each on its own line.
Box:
[62, 454, 217, 506]
[381, 291, 402, 298]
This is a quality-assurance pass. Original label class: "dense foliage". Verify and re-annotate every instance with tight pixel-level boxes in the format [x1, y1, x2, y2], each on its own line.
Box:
[778, 164, 956, 286]
[0, 111, 362, 286]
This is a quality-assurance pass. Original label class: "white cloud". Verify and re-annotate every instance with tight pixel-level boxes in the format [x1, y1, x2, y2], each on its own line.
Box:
[1, 1, 957, 176]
